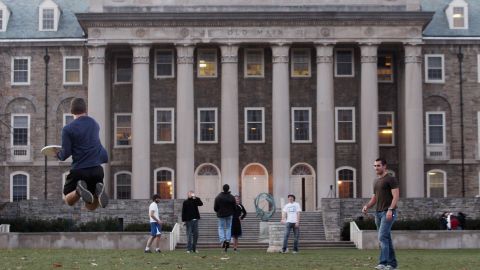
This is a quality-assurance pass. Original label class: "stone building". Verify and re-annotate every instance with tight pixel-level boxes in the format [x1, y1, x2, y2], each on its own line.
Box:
[1, 0, 479, 213]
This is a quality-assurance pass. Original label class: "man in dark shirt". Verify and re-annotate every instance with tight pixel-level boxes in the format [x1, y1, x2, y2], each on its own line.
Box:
[214, 184, 236, 252]
[56, 98, 109, 211]
[362, 158, 399, 270]
[181, 190, 203, 253]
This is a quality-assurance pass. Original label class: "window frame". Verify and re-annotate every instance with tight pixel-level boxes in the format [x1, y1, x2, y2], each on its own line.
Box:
[290, 48, 311, 78]
[114, 56, 133, 84]
[11, 56, 31, 85]
[11, 114, 30, 147]
[244, 107, 265, 143]
[377, 53, 394, 83]
[426, 112, 446, 145]
[63, 56, 83, 85]
[10, 171, 30, 202]
[114, 113, 132, 148]
[197, 107, 218, 144]
[427, 169, 447, 198]
[291, 107, 312, 143]
[114, 171, 132, 200]
[424, 54, 445, 83]
[40, 7, 55, 31]
[154, 49, 175, 79]
[335, 107, 356, 143]
[244, 48, 265, 78]
[335, 166, 357, 198]
[154, 167, 175, 199]
[154, 108, 175, 144]
[197, 48, 218, 78]
[378, 111, 395, 146]
[334, 48, 354, 77]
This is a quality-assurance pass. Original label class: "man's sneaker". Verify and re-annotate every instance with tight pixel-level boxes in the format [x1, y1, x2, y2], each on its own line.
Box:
[292, 250, 298, 254]
[144, 249, 152, 253]
[95, 182, 109, 208]
[385, 266, 398, 270]
[280, 249, 287, 254]
[194, 250, 199, 253]
[186, 250, 191, 254]
[155, 249, 161, 253]
[374, 265, 387, 270]
[221, 241, 226, 248]
[224, 241, 230, 252]
[76, 180, 94, 204]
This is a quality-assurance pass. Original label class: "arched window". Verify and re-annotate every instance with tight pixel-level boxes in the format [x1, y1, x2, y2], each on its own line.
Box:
[291, 164, 313, 176]
[115, 171, 131, 200]
[155, 168, 174, 199]
[10, 172, 29, 202]
[427, 170, 447, 198]
[336, 167, 356, 198]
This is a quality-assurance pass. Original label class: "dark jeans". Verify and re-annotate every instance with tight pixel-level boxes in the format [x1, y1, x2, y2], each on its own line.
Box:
[375, 210, 397, 268]
[186, 219, 199, 252]
[282, 222, 299, 252]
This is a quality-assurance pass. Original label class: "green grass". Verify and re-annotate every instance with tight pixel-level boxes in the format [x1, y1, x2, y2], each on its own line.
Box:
[0, 249, 479, 270]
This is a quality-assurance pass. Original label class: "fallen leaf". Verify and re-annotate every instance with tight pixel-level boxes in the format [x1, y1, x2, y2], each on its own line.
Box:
[52, 262, 62, 268]
[90, 263, 98, 267]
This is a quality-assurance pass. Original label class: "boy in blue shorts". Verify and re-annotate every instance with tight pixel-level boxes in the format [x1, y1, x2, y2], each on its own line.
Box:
[145, 194, 162, 253]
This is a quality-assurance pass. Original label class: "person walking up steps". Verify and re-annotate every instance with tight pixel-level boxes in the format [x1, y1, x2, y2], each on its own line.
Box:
[214, 184, 236, 252]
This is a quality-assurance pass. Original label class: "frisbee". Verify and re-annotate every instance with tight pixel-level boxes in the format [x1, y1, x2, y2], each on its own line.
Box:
[41, 145, 62, 157]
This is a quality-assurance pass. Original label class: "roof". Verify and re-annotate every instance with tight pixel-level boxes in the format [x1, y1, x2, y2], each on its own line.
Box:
[422, 0, 480, 37]
[0, 0, 87, 39]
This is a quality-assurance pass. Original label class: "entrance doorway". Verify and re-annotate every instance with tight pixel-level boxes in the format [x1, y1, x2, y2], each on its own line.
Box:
[241, 163, 268, 212]
[290, 163, 316, 211]
[195, 163, 221, 213]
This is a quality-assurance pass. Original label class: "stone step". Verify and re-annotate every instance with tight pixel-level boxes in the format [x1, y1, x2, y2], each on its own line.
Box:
[176, 241, 356, 250]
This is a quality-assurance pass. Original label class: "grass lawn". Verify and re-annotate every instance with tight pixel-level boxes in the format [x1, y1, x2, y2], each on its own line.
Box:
[0, 248, 479, 270]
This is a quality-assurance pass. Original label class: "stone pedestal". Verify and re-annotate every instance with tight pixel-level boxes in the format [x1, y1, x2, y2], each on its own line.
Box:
[267, 222, 284, 253]
[259, 221, 270, 243]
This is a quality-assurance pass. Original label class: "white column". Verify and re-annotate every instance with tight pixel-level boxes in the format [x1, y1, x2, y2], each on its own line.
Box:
[404, 44, 424, 197]
[131, 45, 151, 199]
[176, 45, 195, 199]
[220, 45, 240, 195]
[315, 44, 335, 207]
[87, 45, 110, 194]
[271, 44, 290, 208]
[360, 44, 379, 198]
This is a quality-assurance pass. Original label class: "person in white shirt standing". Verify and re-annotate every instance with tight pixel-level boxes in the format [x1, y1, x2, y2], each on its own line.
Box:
[281, 194, 301, 253]
[145, 194, 162, 253]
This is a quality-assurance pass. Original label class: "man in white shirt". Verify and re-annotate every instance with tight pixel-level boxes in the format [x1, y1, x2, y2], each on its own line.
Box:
[281, 194, 301, 253]
[145, 194, 162, 253]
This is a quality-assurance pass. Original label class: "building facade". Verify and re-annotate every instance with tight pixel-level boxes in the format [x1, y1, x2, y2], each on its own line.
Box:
[1, 0, 479, 212]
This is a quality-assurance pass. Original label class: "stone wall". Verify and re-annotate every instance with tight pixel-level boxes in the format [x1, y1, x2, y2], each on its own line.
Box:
[0, 199, 184, 226]
[321, 198, 480, 241]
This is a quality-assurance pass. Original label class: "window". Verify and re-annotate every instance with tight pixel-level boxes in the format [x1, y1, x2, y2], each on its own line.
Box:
[427, 170, 446, 198]
[335, 49, 354, 77]
[10, 172, 29, 202]
[0, 2, 11, 32]
[426, 112, 445, 145]
[291, 107, 312, 143]
[11, 57, 30, 85]
[425, 55, 445, 83]
[378, 54, 393, 82]
[197, 49, 217, 77]
[115, 172, 131, 200]
[11, 114, 29, 147]
[446, 0, 469, 29]
[198, 108, 218, 143]
[41, 8, 54, 30]
[115, 57, 132, 83]
[155, 49, 174, 78]
[0, 9, 3, 31]
[335, 107, 355, 143]
[245, 108, 265, 143]
[379, 112, 395, 146]
[155, 168, 174, 199]
[453, 7, 465, 28]
[244, 48, 264, 77]
[63, 113, 74, 126]
[63, 57, 82, 84]
[336, 167, 356, 198]
[154, 108, 174, 144]
[114, 113, 132, 147]
[291, 48, 311, 77]
[478, 55, 480, 83]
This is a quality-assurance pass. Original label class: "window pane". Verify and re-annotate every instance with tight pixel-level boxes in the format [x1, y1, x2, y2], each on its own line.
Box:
[13, 59, 29, 83]
[429, 172, 445, 198]
[453, 7, 465, 28]
[42, 9, 54, 30]
[13, 116, 28, 145]
[378, 113, 394, 145]
[378, 55, 393, 82]
[246, 50, 263, 76]
[116, 58, 132, 82]
[247, 110, 262, 122]
[156, 170, 173, 199]
[156, 110, 173, 142]
[200, 110, 216, 142]
[247, 122, 262, 141]
[338, 122, 353, 141]
[65, 58, 80, 70]
[336, 51, 353, 76]
[12, 174, 27, 201]
[429, 126, 444, 144]
[65, 71, 80, 82]
[198, 50, 217, 77]
[293, 109, 310, 141]
[116, 115, 131, 146]
[429, 114, 443, 125]
[116, 174, 131, 200]
[156, 51, 173, 77]
[428, 57, 442, 68]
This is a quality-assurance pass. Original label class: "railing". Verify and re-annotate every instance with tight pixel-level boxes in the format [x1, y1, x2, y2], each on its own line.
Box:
[10, 145, 31, 162]
[170, 223, 180, 251]
[426, 144, 450, 160]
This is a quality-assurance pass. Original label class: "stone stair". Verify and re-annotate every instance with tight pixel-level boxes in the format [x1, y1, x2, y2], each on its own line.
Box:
[176, 211, 355, 250]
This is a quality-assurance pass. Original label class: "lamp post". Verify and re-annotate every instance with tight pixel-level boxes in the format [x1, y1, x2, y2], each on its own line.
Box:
[44, 48, 50, 200]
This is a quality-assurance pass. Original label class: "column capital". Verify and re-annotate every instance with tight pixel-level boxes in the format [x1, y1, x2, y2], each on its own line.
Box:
[87, 45, 106, 65]
[132, 45, 151, 64]
[360, 44, 378, 63]
[220, 45, 239, 63]
[315, 44, 334, 64]
[404, 44, 423, 64]
[271, 44, 290, 63]
[176, 44, 195, 65]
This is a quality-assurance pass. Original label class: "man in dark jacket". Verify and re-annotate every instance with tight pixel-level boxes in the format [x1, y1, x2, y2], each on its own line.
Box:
[182, 191, 203, 253]
[214, 184, 236, 252]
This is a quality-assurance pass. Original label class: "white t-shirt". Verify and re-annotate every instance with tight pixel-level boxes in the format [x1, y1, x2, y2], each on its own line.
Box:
[282, 202, 301, 223]
[149, 202, 160, 223]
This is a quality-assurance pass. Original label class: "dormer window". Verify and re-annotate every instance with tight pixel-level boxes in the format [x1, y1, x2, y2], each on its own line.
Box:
[446, 0, 468, 29]
[39, 0, 60, 31]
[0, 0, 11, 32]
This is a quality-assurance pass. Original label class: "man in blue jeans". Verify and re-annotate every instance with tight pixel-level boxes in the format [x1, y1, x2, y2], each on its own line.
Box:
[182, 190, 203, 253]
[281, 194, 301, 253]
[214, 184, 236, 252]
[362, 158, 400, 270]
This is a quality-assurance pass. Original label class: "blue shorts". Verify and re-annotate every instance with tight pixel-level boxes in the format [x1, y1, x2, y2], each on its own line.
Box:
[150, 222, 162, 237]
